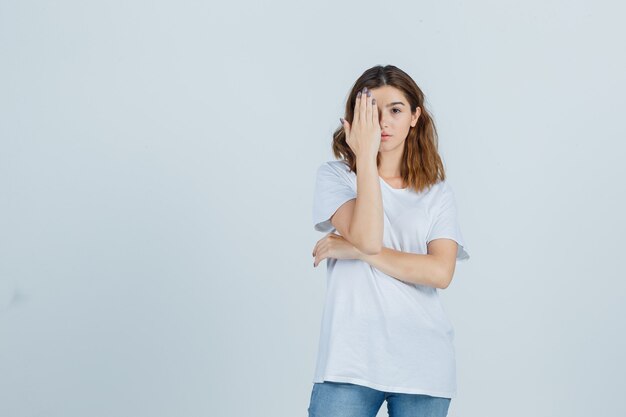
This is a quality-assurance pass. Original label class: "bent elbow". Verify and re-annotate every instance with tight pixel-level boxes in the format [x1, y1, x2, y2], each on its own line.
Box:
[438, 272, 453, 289]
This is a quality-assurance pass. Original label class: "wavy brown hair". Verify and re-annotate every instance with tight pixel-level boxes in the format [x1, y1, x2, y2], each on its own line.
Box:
[332, 65, 446, 194]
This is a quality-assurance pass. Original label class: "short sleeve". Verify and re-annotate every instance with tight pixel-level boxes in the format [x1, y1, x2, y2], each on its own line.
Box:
[426, 181, 470, 261]
[312, 162, 357, 233]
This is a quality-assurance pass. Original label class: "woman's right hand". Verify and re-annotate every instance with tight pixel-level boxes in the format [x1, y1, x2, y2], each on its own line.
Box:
[341, 87, 381, 160]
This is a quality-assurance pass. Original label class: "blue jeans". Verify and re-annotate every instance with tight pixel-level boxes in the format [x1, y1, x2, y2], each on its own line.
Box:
[307, 381, 451, 417]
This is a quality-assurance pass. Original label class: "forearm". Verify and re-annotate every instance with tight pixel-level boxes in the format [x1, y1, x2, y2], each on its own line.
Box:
[357, 246, 448, 289]
[350, 155, 383, 254]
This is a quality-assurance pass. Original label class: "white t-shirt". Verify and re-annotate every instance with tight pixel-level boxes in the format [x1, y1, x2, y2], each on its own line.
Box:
[311, 160, 470, 399]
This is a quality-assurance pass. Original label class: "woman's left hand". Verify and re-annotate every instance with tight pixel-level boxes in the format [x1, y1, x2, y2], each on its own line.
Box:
[312, 232, 362, 267]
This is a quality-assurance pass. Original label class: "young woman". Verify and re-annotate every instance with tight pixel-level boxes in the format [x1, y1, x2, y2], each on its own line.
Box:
[309, 65, 470, 417]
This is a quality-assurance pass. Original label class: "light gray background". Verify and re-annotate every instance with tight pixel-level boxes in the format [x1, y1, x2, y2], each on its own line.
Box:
[1, 1, 624, 416]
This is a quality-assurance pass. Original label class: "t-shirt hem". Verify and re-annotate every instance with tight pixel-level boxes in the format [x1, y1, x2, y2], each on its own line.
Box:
[312, 374, 455, 399]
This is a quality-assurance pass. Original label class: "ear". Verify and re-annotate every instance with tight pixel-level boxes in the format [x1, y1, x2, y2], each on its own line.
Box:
[411, 107, 421, 128]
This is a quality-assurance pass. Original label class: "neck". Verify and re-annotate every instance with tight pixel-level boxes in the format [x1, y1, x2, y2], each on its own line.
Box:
[378, 147, 404, 178]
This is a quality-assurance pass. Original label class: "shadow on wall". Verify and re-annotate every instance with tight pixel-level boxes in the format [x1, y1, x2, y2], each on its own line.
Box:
[0, 281, 28, 315]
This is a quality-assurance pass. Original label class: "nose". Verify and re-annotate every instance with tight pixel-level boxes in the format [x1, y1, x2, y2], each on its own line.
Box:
[378, 111, 388, 127]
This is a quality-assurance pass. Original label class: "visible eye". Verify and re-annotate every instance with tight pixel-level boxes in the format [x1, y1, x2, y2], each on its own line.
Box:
[392, 108, 401, 114]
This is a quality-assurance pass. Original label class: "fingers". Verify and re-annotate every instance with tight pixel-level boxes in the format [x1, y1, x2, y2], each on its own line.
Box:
[359, 88, 367, 125]
[353, 90, 362, 125]
[313, 237, 332, 267]
[355, 87, 376, 127]
[365, 89, 372, 126]
[313, 246, 325, 267]
[312, 239, 321, 257]
[313, 233, 335, 256]
[371, 96, 378, 125]
[351, 88, 374, 129]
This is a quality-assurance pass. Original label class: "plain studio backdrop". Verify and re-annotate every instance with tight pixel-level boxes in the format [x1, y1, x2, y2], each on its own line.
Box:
[1, 1, 625, 416]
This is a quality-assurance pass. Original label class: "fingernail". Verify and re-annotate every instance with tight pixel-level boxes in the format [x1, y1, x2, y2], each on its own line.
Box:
[339, 117, 344, 124]
[367, 90, 371, 97]
[357, 91, 362, 98]
[372, 98, 376, 104]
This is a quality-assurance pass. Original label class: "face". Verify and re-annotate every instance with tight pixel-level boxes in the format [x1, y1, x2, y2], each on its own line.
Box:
[369, 85, 421, 152]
